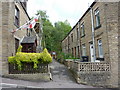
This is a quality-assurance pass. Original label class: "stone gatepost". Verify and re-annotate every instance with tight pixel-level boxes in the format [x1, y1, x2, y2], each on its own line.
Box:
[1, 2, 10, 75]
[1, 1, 15, 76]
[0, 1, 2, 76]
[102, 2, 119, 88]
[108, 22, 119, 88]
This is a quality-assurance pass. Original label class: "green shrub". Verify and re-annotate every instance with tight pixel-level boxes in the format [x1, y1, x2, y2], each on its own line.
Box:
[8, 46, 52, 70]
[17, 45, 22, 52]
[57, 52, 80, 61]
[41, 48, 52, 64]
[57, 52, 65, 60]
[8, 56, 16, 64]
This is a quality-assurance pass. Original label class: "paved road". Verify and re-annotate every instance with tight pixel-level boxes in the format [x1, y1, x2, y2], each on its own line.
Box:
[48, 59, 95, 88]
[1, 59, 110, 89]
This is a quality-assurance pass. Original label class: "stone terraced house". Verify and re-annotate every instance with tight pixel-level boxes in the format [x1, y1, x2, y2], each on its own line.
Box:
[62, 1, 120, 88]
[0, 0, 42, 76]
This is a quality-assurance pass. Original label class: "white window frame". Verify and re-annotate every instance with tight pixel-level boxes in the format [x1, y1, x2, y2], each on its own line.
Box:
[15, 6, 19, 26]
[81, 23, 85, 37]
[82, 44, 86, 56]
[95, 8, 100, 27]
[98, 39, 103, 58]
[71, 33, 73, 42]
[76, 27, 79, 39]
[81, 23, 85, 36]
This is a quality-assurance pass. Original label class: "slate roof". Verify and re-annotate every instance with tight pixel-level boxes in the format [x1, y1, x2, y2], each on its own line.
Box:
[21, 36, 36, 44]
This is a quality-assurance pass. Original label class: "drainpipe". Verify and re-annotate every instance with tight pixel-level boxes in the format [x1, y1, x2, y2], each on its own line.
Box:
[90, 7, 96, 62]
[78, 21, 82, 61]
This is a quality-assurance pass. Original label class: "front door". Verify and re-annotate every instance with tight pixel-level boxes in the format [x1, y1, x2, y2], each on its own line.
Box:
[90, 42, 94, 62]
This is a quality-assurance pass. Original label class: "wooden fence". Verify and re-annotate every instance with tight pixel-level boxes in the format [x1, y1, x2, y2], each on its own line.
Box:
[9, 63, 49, 74]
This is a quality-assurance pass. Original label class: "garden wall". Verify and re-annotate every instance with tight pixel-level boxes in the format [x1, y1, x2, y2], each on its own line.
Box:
[76, 71, 110, 87]
[3, 63, 52, 81]
[64, 60, 111, 88]
[3, 73, 51, 81]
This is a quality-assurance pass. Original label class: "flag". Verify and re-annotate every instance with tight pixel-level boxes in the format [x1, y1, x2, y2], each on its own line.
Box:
[21, 23, 29, 29]
[29, 18, 38, 28]
[29, 24, 33, 28]
[11, 15, 40, 33]
[35, 18, 38, 22]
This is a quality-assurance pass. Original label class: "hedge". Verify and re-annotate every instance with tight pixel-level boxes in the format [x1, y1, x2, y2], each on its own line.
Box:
[8, 45, 52, 70]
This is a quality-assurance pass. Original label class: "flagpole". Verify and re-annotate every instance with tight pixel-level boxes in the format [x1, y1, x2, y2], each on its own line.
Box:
[11, 15, 39, 33]
[38, 15, 43, 50]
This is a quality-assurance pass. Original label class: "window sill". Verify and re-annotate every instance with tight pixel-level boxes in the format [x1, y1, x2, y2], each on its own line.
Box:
[94, 24, 101, 30]
[96, 57, 104, 61]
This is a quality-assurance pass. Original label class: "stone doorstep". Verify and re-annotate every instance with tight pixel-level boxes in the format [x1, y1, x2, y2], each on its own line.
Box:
[2, 73, 52, 82]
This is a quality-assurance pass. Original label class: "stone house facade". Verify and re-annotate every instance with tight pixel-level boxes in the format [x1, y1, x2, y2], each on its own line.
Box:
[62, 1, 119, 88]
[0, 0, 42, 75]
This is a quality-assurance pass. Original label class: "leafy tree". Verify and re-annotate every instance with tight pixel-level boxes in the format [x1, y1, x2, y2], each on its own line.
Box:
[53, 20, 71, 53]
[36, 10, 54, 51]
[36, 10, 48, 21]
[35, 10, 72, 54]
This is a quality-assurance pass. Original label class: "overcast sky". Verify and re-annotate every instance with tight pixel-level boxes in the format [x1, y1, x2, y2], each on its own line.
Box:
[27, 0, 94, 27]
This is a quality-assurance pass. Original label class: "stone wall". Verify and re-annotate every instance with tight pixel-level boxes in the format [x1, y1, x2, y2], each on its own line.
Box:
[64, 60, 111, 88]
[105, 2, 119, 88]
[76, 72, 111, 87]
[1, 2, 30, 75]
[118, 2, 120, 88]
[0, 1, 2, 76]
[3, 73, 51, 81]
[2, 2, 10, 75]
